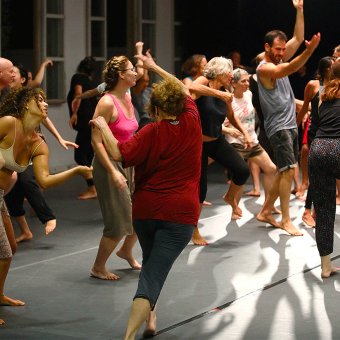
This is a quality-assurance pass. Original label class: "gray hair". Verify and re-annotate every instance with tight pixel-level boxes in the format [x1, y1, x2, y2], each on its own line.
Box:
[204, 57, 233, 80]
[232, 68, 248, 83]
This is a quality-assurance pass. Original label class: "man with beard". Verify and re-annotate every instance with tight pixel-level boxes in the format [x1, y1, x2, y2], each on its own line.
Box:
[256, 0, 321, 236]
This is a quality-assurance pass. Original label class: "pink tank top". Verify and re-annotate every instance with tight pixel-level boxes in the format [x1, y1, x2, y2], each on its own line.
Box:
[105, 93, 138, 143]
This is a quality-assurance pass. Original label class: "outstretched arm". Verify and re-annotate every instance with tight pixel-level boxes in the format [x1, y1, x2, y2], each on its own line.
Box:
[27, 59, 53, 88]
[283, 0, 304, 62]
[71, 87, 100, 114]
[135, 42, 145, 81]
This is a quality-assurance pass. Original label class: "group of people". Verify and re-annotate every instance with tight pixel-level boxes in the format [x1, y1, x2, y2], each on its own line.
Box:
[1, 0, 340, 337]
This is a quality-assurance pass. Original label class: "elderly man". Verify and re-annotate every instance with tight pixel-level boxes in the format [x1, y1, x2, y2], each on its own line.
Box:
[256, 0, 320, 236]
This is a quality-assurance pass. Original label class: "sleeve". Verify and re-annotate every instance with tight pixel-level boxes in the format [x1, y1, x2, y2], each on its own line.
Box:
[118, 123, 157, 168]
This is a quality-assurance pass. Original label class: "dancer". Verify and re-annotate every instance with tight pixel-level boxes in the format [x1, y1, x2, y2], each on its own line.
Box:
[296, 56, 333, 227]
[0, 86, 92, 323]
[225, 68, 278, 219]
[256, 0, 321, 235]
[308, 61, 340, 277]
[90, 50, 201, 340]
[189, 56, 252, 244]
[67, 56, 97, 199]
[90, 56, 141, 280]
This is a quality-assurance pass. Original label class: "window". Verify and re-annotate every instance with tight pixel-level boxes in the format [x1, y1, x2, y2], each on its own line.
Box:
[87, 0, 107, 86]
[37, 0, 65, 103]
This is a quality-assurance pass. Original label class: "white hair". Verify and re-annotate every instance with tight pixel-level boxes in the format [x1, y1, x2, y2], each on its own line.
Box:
[232, 68, 248, 83]
[204, 57, 233, 79]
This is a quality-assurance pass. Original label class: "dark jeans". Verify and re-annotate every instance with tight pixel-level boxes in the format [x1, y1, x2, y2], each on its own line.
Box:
[5, 165, 56, 224]
[133, 219, 195, 310]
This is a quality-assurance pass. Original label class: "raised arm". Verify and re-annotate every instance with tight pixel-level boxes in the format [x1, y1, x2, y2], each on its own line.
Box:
[283, 0, 304, 62]
[134, 51, 190, 96]
[41, 117, 78, 150]
[27, 59, 53, 88]
[135, 42, 145, 81]
[32, 141, 92, 189]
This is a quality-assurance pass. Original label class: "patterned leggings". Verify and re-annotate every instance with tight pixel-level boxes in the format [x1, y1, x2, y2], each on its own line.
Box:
[0, 188, 12, 259]
[308, 138, 340, 256]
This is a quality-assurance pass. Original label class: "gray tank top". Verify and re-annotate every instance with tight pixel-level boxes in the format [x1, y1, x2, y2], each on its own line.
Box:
[256, 61, 297, 138]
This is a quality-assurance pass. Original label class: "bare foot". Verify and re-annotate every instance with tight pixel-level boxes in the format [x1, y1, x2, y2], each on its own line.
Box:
[45, 219, 57, 235]
[191, 228, 209, 245]
[0, 295, 25, 306]
[295, 187, 306, 198]
[90, 268, 120, 280]
[337, 197, 340, 205]
[245, 189, 261, 197]
[143, 311, 157, 338]
[223, 194, 242, 217]
[0, 319, 4, 325]
[116, 249, 141, 269]
[272, 206, 282, 215]
[302, 210, 315, 227]
[321, 266, 339, 278]
[291, 188, 297, 195]
[203, 201, 212, 206]
[257, 211, 280, 228]
[78, 187, 97, 200]
[280, 221, 303, 236]
[231, 211, 241, 220]
[15, 232, 33, 243]
[299, 195, 307, 202]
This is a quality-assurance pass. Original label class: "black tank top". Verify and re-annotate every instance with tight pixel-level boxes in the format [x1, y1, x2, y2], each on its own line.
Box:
[316, 98, 340, 138]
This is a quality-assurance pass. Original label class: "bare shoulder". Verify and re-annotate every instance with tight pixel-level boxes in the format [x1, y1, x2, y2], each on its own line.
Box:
[0, 115, 16, 127]
[94, 94, 116, 120]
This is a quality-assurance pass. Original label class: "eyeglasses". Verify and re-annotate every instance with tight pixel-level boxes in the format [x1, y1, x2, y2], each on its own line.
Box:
[119, 66, 136, 72]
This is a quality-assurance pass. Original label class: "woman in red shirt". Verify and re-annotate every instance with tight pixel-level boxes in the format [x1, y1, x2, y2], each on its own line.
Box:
[90, 52, 202, 340]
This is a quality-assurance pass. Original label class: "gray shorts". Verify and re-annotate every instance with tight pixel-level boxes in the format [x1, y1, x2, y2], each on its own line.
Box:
[269, 128, 298, 172]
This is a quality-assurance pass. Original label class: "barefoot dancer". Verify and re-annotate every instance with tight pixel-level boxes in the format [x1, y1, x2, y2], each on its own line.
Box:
[90, 51, 202, 339]
[256, 0, 320, 235]
[0, 86, 92, 323]
[189, 57, 252, 244]
[308, 61, 340, 277]
[90, 56, 141, 280]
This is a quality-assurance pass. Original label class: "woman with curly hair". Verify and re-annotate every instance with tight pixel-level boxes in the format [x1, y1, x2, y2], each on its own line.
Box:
[90, 56, 141, 281]
[0, 87, 92, 324]
[67, 56, 98, 199]
[308, 61, 340, 277]
[90, 51, 202, 339]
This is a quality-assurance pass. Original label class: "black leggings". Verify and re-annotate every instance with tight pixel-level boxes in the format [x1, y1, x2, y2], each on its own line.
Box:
[308, 138, 340, 256]
[75, 129, 94, 167]
[200, 137, 250, 203]
[133, 219, 195, 310]
[5, 165, 56, 224]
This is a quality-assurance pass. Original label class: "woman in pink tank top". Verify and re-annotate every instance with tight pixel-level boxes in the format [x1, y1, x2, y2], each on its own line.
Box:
[90, 55, 141, 280]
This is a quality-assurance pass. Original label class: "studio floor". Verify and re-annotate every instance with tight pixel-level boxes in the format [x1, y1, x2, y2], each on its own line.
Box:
[2, 162, 340, 340]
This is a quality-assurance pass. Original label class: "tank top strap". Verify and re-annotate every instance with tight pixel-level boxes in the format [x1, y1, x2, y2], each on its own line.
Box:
[29, 138, 45, 163]
[105, 93, 124, 117]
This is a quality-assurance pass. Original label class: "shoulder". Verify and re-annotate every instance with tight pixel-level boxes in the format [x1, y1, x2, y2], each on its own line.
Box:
[0, 115, 16, 127]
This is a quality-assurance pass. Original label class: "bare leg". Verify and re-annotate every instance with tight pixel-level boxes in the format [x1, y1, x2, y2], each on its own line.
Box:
[14, 216, 33, 243]
[143, 303, 157, 337]
[296, 144, 309, 197]
[291, 162, 301, 195]
[124, 298, 152, 340]
[116, 230, 141, 269]
[231, 185, 244, 220]
[336, 179, 340, 205]
[223, 181, 243, 217]
[279, 168, 303, 236]
[78, 183, 97, 200]
[192, 204, 209, 245]
[321, 254, 339, 278]
[91, 235, 123, 280]
[245, 160, 261, 196]
[0, 214, 24, 306]
[302, 208, 315, 227]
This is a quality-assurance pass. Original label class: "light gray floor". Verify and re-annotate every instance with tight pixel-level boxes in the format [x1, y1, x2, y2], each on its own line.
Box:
[2, 163, 340, 340]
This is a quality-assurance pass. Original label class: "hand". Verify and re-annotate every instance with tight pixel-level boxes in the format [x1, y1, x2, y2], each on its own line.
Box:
[89, 116, 108, 130]
[305, 33, 321, 53]
[134, 50, 157, 71]
[43, 59, 53, 67]
[220, 91, 234, 104]
[69, 114, 78, 129]
[292, 0, 303, 10]
[226, 128, 242, 138]
[59, 139, 79, 150]
[78, 166, 93, 179]
[135, 41, 144, 53]
[243, 133, 253, 149]
[112, 171, 128, 190]
[0, 152, 5, 169]
[72, 97, 81, 113]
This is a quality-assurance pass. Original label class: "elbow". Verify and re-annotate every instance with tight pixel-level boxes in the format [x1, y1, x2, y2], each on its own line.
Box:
[39, 181, 49, 190]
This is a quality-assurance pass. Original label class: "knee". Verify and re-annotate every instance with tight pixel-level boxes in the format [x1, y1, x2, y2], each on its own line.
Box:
[233, 163, 250, 185]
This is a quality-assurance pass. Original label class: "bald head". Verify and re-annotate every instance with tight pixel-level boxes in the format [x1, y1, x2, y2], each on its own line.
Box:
[0, 57, 14, 91]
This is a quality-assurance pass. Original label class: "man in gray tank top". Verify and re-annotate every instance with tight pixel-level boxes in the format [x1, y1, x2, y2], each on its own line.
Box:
[256, 0, 321, 236]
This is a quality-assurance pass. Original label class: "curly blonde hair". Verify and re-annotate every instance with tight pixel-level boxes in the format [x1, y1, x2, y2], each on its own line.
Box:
[102, 56, 129, 92]
[146, 78, 187, 119]
[0, 87, 46, 120]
